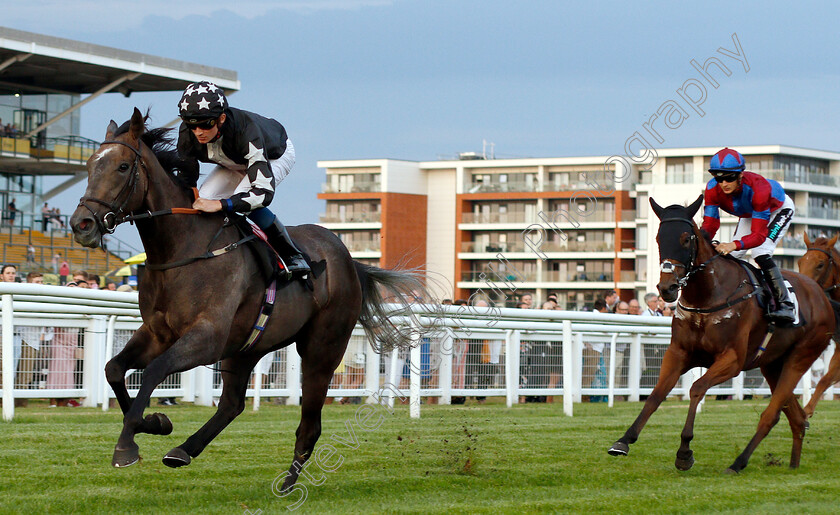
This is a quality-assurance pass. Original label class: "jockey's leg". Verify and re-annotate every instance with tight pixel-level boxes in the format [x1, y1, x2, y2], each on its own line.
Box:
[756, 254, 795, 323]
[249, 208, 311, 277]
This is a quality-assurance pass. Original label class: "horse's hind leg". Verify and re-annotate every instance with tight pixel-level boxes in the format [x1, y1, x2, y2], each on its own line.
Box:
[762, 364, 807, 469]
[609, 346, 687, 457]
[163, 356, 258, 468]
[727, 361, 807, 473]
[674, 347, 741, 471]
[280, 326, 349, 492]
[804, 344, 840, 418]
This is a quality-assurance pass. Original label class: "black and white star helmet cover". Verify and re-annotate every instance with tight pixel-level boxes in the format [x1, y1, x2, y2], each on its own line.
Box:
[178, 81, 228, 122]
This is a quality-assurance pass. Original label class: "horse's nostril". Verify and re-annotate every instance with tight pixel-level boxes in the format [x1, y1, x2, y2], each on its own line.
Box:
[79, 219, 92, 231]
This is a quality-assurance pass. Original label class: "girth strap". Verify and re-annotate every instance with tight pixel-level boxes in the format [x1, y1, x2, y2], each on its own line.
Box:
[240, 279, 278, 352]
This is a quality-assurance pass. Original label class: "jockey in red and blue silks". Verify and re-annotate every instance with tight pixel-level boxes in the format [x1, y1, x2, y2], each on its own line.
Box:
[700, 147, 796, 323]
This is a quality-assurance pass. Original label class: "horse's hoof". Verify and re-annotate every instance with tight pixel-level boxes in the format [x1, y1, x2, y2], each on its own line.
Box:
[112, 445, 141, 468]
[162, 448, 191, 468]
[608, 441, 629, 456]
[144, 413, 173, 435]
[675, 451, 695, 471]
[804, 420, 810, 432]
[725, 467, 739, 475]
[140, 413, 173, 435]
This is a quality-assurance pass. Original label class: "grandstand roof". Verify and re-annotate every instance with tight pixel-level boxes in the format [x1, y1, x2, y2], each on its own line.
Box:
[0, 26, 239, 95]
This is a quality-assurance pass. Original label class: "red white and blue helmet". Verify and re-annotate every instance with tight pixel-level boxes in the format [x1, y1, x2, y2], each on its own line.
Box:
[178, 81, 227, 122]
[708, 147, 745, 176]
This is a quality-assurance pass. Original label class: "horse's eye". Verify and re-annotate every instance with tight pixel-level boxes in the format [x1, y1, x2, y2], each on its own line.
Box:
[118, 163, 130, 172]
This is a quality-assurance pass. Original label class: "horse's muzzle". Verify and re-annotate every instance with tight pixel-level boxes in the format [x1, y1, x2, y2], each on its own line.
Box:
[657, 281, 680, 302]
[70, 208, 101, 248]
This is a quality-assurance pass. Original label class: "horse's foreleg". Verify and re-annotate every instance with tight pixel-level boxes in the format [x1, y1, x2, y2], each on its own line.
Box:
[675, 347, 741, 471]
[104, 325, 156, 415]
[163, 356, 257, 468]
[113, 324, 223, 468]
[727, 362, 807, 473]
[781, 395, 807, 469]
[609, 346, 687, 457]
[804, 344, 840, 418]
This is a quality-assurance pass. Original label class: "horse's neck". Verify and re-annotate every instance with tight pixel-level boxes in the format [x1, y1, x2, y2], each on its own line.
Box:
[681, 237, 746, 305]
[830, 250, 840, 301]
[136, 169, 207, 261]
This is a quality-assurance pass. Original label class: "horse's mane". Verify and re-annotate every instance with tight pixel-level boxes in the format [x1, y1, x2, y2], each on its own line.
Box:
[114, 114, 199, 189]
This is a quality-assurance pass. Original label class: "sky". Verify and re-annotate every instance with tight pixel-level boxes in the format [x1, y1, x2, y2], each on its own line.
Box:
[5, 0, 840, 252]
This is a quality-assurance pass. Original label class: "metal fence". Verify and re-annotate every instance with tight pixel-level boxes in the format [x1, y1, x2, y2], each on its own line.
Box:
[1, 283, 835, 420]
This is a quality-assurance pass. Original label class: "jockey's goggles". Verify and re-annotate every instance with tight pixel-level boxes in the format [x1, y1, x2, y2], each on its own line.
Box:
[712, 172, 740, 183]
[184, 118, 218, 130]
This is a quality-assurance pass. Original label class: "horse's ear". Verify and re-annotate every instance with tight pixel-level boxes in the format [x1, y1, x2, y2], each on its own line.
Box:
[128, 107, 145, 141]
[649, 197, 665, 219]
[829, 233, 838, 248]
[687, 194, 704, 218]
[105, 120, 118, 140]
[804, 232, 812, 247]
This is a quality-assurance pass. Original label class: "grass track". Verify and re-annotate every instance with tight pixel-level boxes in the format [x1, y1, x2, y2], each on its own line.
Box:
[2, 399, 840, 513]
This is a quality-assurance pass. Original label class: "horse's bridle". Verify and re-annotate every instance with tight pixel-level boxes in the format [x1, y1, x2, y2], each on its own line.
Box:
[657, 217, 717, 288]
[77, 139, 146, 236]
[805, 246, 840, 293]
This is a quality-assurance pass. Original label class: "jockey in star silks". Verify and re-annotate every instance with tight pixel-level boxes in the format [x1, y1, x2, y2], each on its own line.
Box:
[700, 147, 796, 323]
[176, 81, 310, 277]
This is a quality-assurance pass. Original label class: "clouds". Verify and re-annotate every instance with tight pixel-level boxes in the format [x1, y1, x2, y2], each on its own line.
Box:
[3, 0, 394, 32]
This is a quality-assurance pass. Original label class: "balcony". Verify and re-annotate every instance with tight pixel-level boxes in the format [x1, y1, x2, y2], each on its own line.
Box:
[763, 169, 839, 188]
[321, 181, 381, 193]
[543, 271, 614, 282]
[342, 240, 381, 252]
[461, 211, 531, 224]
[319, 212, 381, 224]
[466, 182, 539, 193]
[461, 270, 539, 282]
[461, 241, 529, 253]
[796, 206, 840, 221]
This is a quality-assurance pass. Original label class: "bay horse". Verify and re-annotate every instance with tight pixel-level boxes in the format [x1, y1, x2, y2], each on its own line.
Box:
[70, 109, 428, 491]
[608, 195, 834, 472]
[798, 233, 840, 417]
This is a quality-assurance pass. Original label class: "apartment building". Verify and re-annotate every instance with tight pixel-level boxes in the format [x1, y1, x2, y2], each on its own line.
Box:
[318, 145, 840, 309]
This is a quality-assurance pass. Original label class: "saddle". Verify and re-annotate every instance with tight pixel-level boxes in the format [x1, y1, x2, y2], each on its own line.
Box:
[231, 216, 312, 286]
[735, 259, 803, 328]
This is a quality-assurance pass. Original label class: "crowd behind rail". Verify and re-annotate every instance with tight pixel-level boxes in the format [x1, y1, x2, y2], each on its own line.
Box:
[1, 282, 834, 416]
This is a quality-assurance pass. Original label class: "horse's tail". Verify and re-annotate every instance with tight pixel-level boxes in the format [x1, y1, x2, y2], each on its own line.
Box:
[354, 262, 433, 353]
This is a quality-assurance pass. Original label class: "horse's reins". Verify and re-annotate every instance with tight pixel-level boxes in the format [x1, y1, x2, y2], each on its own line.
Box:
[805, 246, 840, 294]
[657, 217, 758, 314]
[79, 138, 254, 270]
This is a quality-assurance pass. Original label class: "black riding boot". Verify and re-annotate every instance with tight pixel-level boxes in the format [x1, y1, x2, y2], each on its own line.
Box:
[264, 219, 311, 278]
[756, 255, 795, 323]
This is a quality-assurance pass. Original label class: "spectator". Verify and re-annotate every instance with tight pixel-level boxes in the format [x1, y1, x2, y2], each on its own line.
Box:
[656, 295, 666, 315]
[2, 264, 17, 283]
[628, 299, 641, 315]
[14, 272, 48, 407]
[6, 198, 16, 227]
[72, 270, 89, 284]
[26, 244, 35, 263]
[87, 274, 101, 290]
[520, 293, 533, 309]
[48, 281, 83, 407]
[117, 284, 134, 292]
[615, 301, 630, 314]
[441, 298, 453, 305]
[41, 202, 50, 232]
[643, 293, 661, 317]
[58, 258, 69, 285]
[583, 299, 609, 402]
[603, 290, 619, 312]
[105, 282, 117, 291]
[662, 304, 675, 317]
